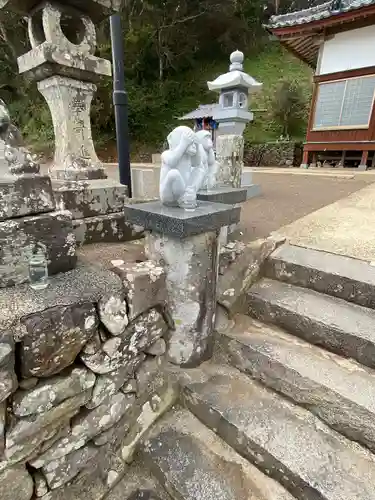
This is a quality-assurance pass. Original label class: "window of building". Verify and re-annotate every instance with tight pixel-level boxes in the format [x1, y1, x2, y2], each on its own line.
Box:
[223, 93, 234, 108]
[238, 92, 248, 109]
[313, 75, 375, 130]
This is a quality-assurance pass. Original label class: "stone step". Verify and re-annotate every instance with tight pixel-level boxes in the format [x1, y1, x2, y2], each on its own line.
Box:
[219, 314, 375, 452]
[247, 278, 375, 369]
[105, 464, 172, 500]
[266, 244, 375, 308]
[181, 364, 375, 500]
[141, 407, 296, 500]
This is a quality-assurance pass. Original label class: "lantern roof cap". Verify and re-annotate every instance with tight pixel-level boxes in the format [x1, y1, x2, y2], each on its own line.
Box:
[207, 51, 262, 93]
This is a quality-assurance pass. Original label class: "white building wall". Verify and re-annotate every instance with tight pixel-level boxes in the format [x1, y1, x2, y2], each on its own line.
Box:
[318, 25, 375, 76]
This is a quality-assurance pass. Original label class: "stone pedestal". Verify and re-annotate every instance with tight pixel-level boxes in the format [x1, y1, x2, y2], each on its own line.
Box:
[241, 171, 261, 200]
[197, 187, 247, 205]
[52, 179, 144, 246]
[0, 175, 55, 220]
[123, 201, 241, 366]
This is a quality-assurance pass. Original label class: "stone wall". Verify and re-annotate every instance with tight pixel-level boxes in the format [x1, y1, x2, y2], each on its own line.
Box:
[0, 261, 176, 500]
[0, 233, 283, 500]
[244, 141, 303, 167]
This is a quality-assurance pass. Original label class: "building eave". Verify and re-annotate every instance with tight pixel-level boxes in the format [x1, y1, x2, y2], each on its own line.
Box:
[267, 0, 375, 31]
[266, 1, 375, 68]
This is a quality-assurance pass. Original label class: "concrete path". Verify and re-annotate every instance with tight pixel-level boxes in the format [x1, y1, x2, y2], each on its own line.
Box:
[239, 172, 373, 244]
[273, 182, 375, 262]
[246, 166, 375, 179]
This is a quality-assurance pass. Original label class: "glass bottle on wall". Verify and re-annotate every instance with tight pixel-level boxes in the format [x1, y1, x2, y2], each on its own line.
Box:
[28, 242, 49, 290]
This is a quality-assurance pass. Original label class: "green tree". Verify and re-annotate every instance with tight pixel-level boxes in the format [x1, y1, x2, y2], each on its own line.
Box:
[272, 80, 307, 138]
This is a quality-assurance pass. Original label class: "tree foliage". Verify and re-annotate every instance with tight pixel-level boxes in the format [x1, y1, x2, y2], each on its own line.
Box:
[272, 80, 307, 138]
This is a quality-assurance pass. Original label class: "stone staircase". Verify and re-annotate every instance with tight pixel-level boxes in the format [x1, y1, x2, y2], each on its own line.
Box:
[106, 243, 375, 500]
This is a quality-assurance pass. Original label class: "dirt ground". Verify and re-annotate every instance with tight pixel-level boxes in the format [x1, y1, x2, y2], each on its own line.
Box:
[239, 172, 374, 242]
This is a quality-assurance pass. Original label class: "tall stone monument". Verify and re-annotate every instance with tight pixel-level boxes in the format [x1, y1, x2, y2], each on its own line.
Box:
[208, 50, 262, 197]
[0, 0, 140, 246]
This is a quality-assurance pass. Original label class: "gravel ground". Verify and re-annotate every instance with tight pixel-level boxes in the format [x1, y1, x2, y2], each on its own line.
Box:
[239, 173, 374, 242]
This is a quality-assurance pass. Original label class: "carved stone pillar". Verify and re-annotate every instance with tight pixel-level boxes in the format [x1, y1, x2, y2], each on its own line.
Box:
[38, 77, 103, 180]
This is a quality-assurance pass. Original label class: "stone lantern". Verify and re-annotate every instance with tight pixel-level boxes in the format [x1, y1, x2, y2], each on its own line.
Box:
[0, 0, 142, 246]
[12, 0, 122, 180]
[208, 50, 262, 136]
[208, 50, 262, 188]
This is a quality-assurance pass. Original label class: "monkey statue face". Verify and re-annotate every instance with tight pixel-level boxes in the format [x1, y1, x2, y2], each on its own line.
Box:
[195, 130, 213, 152]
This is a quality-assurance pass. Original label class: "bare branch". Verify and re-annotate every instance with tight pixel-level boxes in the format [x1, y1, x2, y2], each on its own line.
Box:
[159, 10, 208, 30]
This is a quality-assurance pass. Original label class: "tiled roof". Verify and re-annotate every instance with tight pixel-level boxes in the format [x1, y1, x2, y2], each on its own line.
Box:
[268, 0, 375, 28]
[179, 104, 220, 120]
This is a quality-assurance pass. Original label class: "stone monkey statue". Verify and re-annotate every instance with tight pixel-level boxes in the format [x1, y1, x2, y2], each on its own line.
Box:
[160, 126, 205, 209]
[195, 130, 218, 190]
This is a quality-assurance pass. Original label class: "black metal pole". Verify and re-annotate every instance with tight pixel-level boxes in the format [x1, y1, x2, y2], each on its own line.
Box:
[110, 13, 132, 196]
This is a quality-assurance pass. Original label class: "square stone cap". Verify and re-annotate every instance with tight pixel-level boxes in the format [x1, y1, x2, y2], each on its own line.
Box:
[0, 0, 122, 23]
[197, 187, 248, 205]
[124, 200, 241, 239]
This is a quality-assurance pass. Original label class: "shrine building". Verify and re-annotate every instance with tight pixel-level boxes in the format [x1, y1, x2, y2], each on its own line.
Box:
[266, 0, 375, 169]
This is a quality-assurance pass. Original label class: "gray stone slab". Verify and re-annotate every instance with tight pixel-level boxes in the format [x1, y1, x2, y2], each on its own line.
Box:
[73, 212, 144, 247]
[218, 238, 278, 316]
[0, 465, 34, 500]
[0, 335, 17, 403]
[0, 0, 122, 23]
[197, 187, 247, 205]
[247, 278, 375, 369]
[32, 393, 135, 467]
[266, 244, 375, 309]
[244, 183, 261, 200]
[124, 201, 241, 238]
[53, 179, 128, 219]
[111, 260, 167, 321]
[181, 364, 375, 500]
[13, 366, 95, 416]
[0, 263, 123, 341]
[141, 407, 295, 500]
[107, 464, 172, 500]
[104, 464, 171, 500]
[20, 302, 98, 378]
[0, 175, 55, 221]
[220, 315, 375, 453]
[6, 390, 91, 448]
[42, 443, 99, 490]
[0, 210, 76, 288]
[18, 44, 111, 82]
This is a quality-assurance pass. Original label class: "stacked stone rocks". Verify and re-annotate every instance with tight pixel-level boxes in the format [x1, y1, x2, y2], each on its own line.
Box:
[0, 259, 172, 500]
